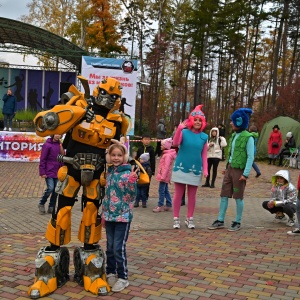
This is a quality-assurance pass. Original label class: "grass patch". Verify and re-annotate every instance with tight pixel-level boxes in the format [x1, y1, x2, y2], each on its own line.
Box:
[0, 110, 38, 121]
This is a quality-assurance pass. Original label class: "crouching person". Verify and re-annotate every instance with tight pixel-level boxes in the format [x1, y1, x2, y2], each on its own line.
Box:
[287, 174, 300, 235]
[262, 170, 297, 226]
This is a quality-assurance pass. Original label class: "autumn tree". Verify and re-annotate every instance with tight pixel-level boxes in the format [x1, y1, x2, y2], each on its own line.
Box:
[20, 0, 77, 68]
[85, 0, 127, 54]
[15, 0, 300, 129]
[21, 0, 76, 36]
[66, 0, 95, 49]
[20, 0, 127, 65]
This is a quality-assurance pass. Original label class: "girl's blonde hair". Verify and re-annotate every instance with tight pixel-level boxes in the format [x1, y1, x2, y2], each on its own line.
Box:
[108, 144, 126, 155]
[106, 143, 129, 164]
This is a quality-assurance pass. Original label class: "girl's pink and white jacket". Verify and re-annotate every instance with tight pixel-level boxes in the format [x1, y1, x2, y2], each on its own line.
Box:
[156, 149, 177, 183]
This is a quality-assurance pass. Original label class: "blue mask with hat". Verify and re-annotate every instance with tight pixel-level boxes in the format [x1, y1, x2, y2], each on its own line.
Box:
[230, 108, 253, 130]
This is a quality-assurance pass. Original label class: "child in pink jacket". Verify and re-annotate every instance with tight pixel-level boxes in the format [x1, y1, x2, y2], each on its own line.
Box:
[153, 138, 177, 212]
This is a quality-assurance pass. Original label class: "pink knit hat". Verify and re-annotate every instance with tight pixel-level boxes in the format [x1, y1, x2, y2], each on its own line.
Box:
[161, 138, 173, 150]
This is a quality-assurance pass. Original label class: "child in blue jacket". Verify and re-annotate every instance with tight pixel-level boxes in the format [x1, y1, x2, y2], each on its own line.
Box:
[134, 153, 152, 208]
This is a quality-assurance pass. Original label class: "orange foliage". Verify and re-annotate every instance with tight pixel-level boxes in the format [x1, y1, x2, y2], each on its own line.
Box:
[85, 0, 127, 54]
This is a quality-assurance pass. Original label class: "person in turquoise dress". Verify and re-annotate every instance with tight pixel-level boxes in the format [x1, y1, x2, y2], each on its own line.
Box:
[171, 104, 208, 229]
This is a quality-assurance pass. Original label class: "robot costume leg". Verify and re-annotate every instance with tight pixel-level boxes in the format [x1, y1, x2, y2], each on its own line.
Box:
[28, 246, 70, 299]
[29, 168, 79, 299]
[28, 205, 73, 298]
[74, 180, 109, 295]
[73, 244, 109, 295]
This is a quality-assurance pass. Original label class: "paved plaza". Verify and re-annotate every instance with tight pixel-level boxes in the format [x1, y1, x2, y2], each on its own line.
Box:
[0, 160, 300, 299]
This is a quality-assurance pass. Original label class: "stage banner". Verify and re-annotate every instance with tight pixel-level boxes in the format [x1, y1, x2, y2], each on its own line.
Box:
[81, 56, 138, 136]
[0, 131, 46, 162]
[0, 68, 76, 111]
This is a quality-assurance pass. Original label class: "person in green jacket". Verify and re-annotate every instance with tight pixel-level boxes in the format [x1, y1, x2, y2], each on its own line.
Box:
[249, 125, 261, 178]
[208, 108, 254, 232]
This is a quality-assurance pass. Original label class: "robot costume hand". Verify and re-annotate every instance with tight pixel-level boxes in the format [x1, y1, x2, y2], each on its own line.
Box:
[85, 99, 95, 123]
[85, 108, 95, 123]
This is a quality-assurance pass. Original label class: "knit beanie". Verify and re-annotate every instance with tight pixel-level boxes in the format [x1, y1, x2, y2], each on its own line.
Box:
[161, 138, 173, 150]
[187, 104, 207, 132]
[140, 153, 150, 162]
[286, 132, 292, 138]
[230, 108, 253, 130]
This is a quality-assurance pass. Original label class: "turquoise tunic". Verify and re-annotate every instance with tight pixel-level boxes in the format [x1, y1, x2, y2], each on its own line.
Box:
[171, 129, 208, 186]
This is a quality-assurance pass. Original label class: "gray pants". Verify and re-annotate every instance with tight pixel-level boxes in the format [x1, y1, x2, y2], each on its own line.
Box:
[297, 198, 300, 226]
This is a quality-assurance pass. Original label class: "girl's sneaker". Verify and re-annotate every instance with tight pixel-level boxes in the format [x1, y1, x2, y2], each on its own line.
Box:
[274, 215, 287, 223]
[287, 228, 300, 235]
[38, 204, 45, 214]
[106, 274, 117, 287]
[173, 217, 180, 229]
[185, 217, 195, 229]
[164, 206, 173, 212]
[111, 278, 129, 292]
[287, 218, 295, 227]
[152, 206, 165, 212]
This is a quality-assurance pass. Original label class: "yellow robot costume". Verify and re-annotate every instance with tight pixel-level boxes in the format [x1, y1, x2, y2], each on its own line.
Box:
[28, 76, 128, 299]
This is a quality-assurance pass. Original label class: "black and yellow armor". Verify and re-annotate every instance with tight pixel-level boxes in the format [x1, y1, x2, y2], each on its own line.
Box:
[29, 76, 128, 299]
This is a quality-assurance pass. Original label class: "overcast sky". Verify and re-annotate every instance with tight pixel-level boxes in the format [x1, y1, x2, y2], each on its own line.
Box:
[0, 0, 29, 20]
[0, 0, 35, 65]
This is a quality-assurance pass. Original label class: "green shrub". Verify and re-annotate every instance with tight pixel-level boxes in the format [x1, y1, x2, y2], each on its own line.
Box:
[0, 110, 38, 121]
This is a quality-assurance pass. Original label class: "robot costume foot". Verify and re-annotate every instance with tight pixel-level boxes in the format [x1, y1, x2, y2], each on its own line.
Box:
[73, 244, 110, 295]
[28, 246, 70, 299]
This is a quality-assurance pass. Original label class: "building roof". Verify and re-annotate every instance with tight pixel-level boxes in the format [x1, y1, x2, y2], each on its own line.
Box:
[0, 17, 89, 71]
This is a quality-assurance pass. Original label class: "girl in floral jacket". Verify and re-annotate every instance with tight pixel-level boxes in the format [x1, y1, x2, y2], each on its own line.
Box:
[102, 143, 137, 292]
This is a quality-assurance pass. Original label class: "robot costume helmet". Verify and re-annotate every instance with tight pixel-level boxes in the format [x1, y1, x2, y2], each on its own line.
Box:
[93, 77, 122, 110]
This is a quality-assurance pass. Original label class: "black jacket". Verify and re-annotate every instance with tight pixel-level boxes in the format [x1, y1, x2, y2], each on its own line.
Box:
[285, 136, 296, 150]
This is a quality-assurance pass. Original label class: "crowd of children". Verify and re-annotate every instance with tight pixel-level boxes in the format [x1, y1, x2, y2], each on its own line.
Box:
[37, 111, 299, 295]
[103, 130, 299, 293]
[103, 111, 299, 293]
[103, 113, 299, 293]
[132, 110, 299, 235]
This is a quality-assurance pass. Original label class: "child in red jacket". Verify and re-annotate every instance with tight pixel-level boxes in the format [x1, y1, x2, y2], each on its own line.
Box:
[153, 138, 177, 212]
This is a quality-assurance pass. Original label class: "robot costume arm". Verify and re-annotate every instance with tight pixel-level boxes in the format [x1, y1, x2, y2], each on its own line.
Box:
[34, 76, 92, 137]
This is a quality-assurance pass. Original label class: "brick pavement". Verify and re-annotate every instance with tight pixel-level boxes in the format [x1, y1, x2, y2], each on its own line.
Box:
[0, 161, 300, 299]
